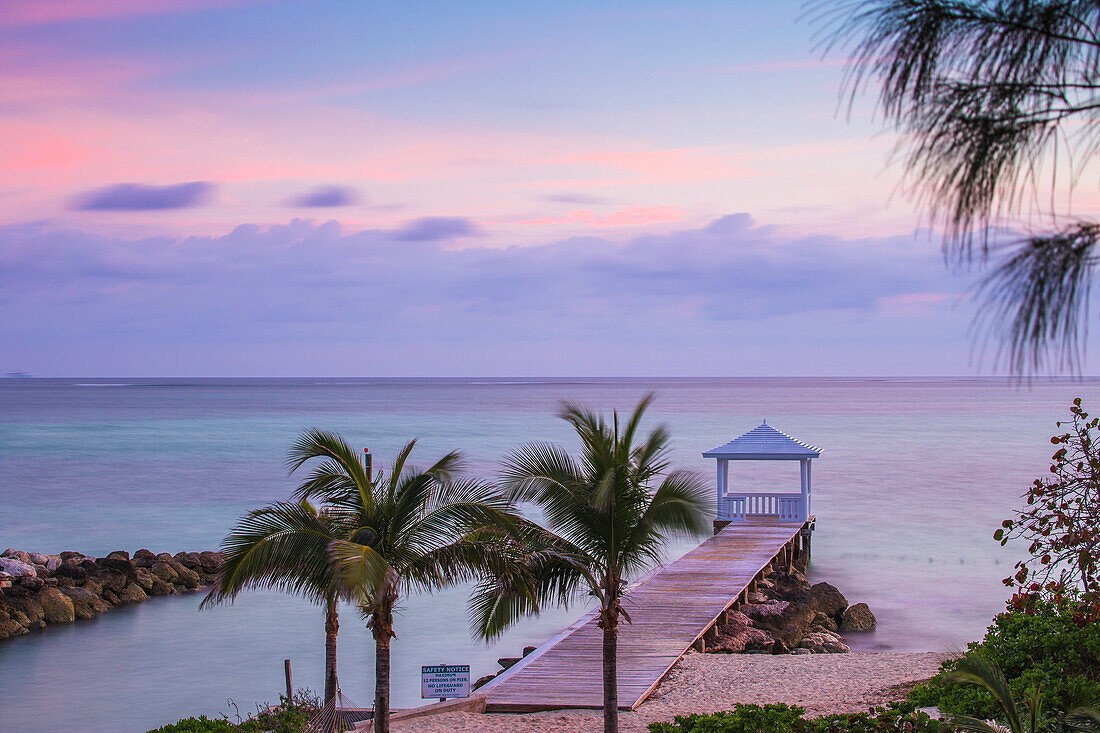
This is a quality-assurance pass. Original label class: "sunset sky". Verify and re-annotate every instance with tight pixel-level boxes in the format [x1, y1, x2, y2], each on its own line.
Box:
[3, 0, 1091, 376]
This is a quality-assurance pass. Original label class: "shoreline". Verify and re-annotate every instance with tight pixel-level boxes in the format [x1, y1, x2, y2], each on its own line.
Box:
[390, 651, 948, 732]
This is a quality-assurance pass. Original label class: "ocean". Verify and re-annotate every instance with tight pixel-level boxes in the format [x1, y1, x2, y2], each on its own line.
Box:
[1, 377, 1094, 733]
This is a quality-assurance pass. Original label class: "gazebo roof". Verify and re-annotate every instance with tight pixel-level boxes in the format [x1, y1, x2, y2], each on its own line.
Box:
[702, 421, 821, 460]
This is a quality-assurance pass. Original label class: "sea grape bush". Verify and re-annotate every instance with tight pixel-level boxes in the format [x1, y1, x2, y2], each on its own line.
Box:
[908, 597, 1100, 721]
[997, 398, 1100, 611]
[146, 691, 324, 733]
[647, 702, 940, 733]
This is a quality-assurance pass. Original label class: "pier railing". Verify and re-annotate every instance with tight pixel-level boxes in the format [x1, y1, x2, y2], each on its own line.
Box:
[718, 493, 805, 521]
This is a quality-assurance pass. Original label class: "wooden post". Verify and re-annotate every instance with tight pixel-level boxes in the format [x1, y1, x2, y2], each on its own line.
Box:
[284, 659, 293, 701]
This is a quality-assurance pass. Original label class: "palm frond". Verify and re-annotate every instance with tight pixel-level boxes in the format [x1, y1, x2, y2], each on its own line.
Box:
[945, 651, 1025, 733]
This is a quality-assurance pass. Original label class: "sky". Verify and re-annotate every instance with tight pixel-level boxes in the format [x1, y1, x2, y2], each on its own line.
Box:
[2, 0, 1096, 376]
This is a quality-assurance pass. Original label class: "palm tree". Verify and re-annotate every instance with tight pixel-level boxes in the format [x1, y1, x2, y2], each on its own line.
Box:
[469, 394, 710, 733]
[202, 498, 350, 733]
[286, 429, 517, 733]
[817, 1, 1100, 375]
[946, 650, 1100, 733]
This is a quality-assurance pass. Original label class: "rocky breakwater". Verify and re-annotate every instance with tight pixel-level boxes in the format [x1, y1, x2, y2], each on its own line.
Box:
[0, 548, 224, 641]
[705, 565, 876, 655]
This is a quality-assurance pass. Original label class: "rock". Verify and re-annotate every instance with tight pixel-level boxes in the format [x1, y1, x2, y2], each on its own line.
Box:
[117, 583, 148, 604]
[54, 560, 87, 582]
[751, 601, 815, 650]
[198, 551, 223, 573]
[149, 578, 176, 596]
[59, 551, 85, 561]
[497, 657, 521, 670]
[61, 587, 110, 619]
[174, 552, 202, 571]
[810, 611, 838, 632]
[97, 568, 128, 593]
[742, 600, 789, 620]
[106, 550, 130, 561]
[840, 602, 876, 632]
[5, 595, 45, 625]
[169, 562, 201, 589]
[95, 557, 136, 580]
[0, 558, 36, 578]
[40, 587, 75, 624]
[55, 576, 75, 589]
[19, 577, 44, 592]
[757, 577, 775, 589]
[522, 646, 537, 656]
[799, 630, 850, 653]
[747, 591, 768, 604]
[0, 616, 27, 640]
[1, 549, 16, 557]
[809, 582, 848, 618]
[46, 556, 62, 572]
[28, 552, 49, 565]
[150, 562, 178, 583]
[81, 577, 103, 596]
[133, 549, 157, 567]
[134, 569, 155, 592]
[5, 551, 32, 564]
[791, 647, 812, 654]
[155, 553, 174, 563]
[472, 674, 496, 691]
[102, 589, 120, 606]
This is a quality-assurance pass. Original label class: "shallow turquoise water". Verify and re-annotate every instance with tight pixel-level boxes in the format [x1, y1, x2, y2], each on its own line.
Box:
[1, 377, 1095, 732]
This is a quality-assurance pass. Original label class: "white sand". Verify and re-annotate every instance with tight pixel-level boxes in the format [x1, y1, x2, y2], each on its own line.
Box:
[391, 651, 949, 733]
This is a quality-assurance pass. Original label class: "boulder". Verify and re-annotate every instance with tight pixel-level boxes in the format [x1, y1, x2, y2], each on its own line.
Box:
[59, 551, 85, 561]
[106, 550, 130, 561]
[46, 556, 62, 572]
[5, 551, 32, 564]
[809, 611, 838, 632]
[751, 602, 815, 650]
[198, 551, 223, 573]
[522, 646, 537, 657]
[150, 562, 178, 583]
[799, 630, 850, 654]
[840, 602, 876, 632]
[809, 582, 848, 618]
[155, 553, 174, 563]
[61, 587, 110, 619]
[742, 600, 789, 621]
[29, 552, 49, 566]
[497, 657, 521, 670]
[102, 589, 120, 606]
[54, 560, 87, 582]
[40, 587, 75, 624]
[710, 612, 773, 653]
[97, 568, 128, 593]
[169, 561, 201, 589]
[95, 557, 136, 580]
[117, 583, 148, 604]
[174, 552, 202, 571]
[133, 568, 155, 592]
[1, 548, 16, 557]
[747, 591, 768, 604]
[132, 549, 157, 567]
[0, 616, 27, 640]
[148, 578, 177, 596]
[5, 595, 45, 625]
[81, 577, 103, 596]
[19, 577, 44, 592]
[0, 558, 36, 578]
[472, 674, 496, 691]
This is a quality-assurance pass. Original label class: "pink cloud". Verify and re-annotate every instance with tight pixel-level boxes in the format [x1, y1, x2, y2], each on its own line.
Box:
[0, 0, 259, 28]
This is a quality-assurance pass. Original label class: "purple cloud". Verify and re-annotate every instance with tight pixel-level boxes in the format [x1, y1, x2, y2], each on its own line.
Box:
[288, 185, 358, 208]
[73, 182, 213, 211]
[394, 217, 477, 241]
[0, 215, 989, 376]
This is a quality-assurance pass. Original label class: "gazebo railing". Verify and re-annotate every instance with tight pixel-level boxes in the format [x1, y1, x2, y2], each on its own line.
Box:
[718, 493, 805, 521]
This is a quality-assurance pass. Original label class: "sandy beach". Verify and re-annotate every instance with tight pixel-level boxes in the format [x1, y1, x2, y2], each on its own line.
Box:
[392, 651, 949, 732]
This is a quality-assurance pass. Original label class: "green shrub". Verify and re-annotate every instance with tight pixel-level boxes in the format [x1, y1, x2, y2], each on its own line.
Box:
[909, 598, 1100, 721]
[648, 702, 939, 733]
[146, 716, 234, 733]
[237, 691, 322, 733]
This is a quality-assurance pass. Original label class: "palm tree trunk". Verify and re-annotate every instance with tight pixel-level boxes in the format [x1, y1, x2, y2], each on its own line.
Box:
[324, 597, 339, 733]
[602, 618, 618, 733]
[373, 605, 394, 733]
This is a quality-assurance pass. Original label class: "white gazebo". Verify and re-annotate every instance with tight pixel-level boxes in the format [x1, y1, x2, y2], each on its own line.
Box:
[702, 421, 820, 523]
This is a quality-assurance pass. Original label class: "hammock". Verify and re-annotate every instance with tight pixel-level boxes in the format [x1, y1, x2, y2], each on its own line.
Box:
[303, 688, 374, 733]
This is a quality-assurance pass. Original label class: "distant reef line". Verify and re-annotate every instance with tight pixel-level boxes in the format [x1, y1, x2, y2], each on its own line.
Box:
[0, 548, 224, 640]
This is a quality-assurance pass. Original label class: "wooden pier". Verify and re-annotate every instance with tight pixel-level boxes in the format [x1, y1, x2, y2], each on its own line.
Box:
[480, 517, 813, 712]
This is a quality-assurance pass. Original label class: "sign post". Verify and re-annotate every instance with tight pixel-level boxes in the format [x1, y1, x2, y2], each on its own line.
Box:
[421, 664, 470, 702]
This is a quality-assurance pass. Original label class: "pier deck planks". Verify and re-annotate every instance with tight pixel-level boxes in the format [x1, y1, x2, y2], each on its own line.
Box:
[481, 517, 810, 712]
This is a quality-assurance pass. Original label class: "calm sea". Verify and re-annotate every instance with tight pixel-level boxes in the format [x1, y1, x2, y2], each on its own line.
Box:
[1, 377, 1095, 733]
